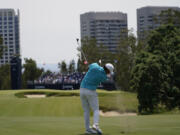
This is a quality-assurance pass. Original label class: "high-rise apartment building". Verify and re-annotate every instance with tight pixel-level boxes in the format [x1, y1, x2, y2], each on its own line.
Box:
[137, 6, 180, 40]
[80, 12, 127, 53]
[0, 9, 20, 66]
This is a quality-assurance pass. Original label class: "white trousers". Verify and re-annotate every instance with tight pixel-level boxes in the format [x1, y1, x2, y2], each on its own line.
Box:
[80, 88, 99, 130]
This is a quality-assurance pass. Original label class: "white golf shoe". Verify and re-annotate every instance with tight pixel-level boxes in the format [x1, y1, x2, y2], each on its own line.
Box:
[86, 128, 97, 134]
[92, 124, 102, 135]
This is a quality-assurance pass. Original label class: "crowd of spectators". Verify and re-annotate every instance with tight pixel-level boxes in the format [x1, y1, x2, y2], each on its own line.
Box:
[35, 72, 85, 84]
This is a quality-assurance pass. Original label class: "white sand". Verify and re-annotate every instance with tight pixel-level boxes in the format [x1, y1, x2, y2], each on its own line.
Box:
[25, 94, 46, 98]
[99, 110, 137, 117]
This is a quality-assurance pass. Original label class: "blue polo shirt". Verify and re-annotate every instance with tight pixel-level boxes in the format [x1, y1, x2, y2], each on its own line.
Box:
[80, 63, 107, 90]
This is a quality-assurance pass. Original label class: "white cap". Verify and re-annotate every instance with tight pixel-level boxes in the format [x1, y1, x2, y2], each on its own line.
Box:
[105, 63, 114, 74]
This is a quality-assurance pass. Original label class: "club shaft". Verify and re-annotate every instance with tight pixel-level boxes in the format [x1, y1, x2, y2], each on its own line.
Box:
[77, 40, 87, 62]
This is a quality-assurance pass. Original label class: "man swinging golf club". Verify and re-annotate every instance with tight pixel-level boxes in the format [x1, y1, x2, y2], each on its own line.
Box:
[80, 62, 114, 134]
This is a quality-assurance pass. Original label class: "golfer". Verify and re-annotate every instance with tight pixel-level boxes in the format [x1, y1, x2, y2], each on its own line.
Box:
[80, 63, 114, 134]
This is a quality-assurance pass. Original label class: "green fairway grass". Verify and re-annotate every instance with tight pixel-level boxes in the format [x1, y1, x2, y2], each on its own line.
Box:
[0, 115, 180, 135]
[0, 89, 180, 135]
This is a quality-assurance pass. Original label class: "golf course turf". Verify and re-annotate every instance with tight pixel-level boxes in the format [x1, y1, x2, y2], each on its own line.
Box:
[0, 89, 180, 135]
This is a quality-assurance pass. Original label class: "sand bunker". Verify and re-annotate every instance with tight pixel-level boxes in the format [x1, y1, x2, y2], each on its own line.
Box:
[99, 110, 137, 117]
[25, 94, 46, 98]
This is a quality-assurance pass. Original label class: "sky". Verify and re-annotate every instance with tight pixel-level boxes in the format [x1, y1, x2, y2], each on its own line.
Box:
[0, 0, 179, 71]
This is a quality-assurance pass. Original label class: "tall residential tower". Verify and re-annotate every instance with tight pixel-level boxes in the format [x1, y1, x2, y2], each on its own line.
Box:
[80, 12, 127, 53]
[137, 6, 180, 40]
[0, 9, 20, 66]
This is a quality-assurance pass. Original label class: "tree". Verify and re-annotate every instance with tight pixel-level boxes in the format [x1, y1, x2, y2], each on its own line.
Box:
[68, 59, 76, 73]
[0, 64, 11, 90]
[131, 24, 180, 113]
[22, 58, 44, 88]
[138, 9, 180, 46]
[58, 60, 67, 74]
[77, 37, 100, 71]
[77, 35, 141, 91]
[0, 36, 3, 58]
[79, 37, 100, 62]
[98, 43, 114, 65]
[77, 37, 114, 71]
[77, 58, 83, 72]
[158, 9, 180, 28]
[131, 52, 169, 113]
[43, 70, 52, 76]
[115, 30, 142, 91]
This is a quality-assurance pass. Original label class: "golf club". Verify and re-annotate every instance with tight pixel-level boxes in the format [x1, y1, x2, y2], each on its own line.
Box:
[76, 38, 88, 64]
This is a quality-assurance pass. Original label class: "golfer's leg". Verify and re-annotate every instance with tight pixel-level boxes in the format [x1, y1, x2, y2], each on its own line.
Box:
[80, 90, 90, 130]
[88, 91, 99, 125]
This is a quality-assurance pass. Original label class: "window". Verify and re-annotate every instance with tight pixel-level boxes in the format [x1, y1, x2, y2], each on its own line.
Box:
[148, 15, 153, 18]
[148, 19, 153, 22]
[8, 17, 13, 20]
[148, 26, 153, 30]
[10, 49, 14, 52]
[8, 12, 13, 16]
[9, 26, 13, 28]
